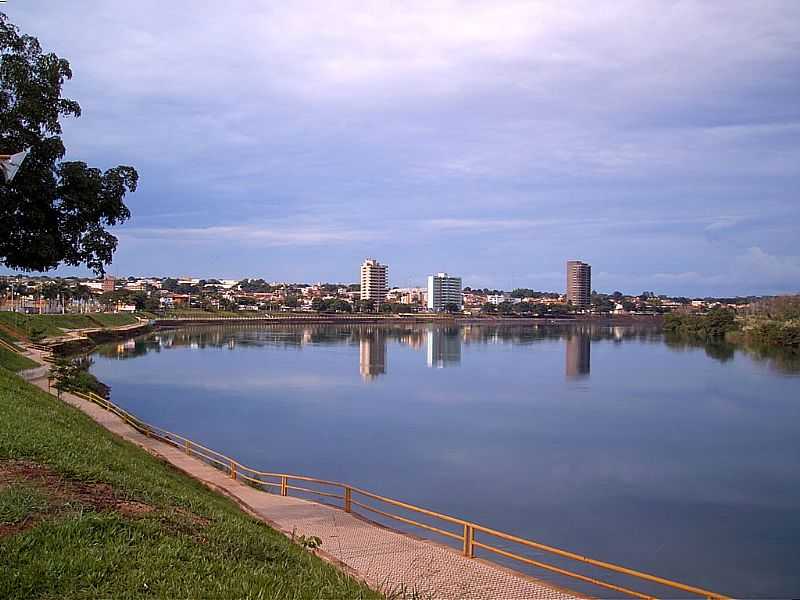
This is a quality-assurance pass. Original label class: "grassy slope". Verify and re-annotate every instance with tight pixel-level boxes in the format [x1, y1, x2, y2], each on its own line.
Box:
[0, 369, 379, 600]
[0, 326, 20, 345]
[0, 347, 38, 372]
[85, 313, 139, 328]
[0, 312, 137, 339]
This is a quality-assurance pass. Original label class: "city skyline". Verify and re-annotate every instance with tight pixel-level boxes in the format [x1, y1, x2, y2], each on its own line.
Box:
[3, 2, 799, 296]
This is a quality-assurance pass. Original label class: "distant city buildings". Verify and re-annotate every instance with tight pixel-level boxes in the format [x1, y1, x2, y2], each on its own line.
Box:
[1, 261, 761, 318]
[389, 287, 426, 306]
[487, 293, 513, 305]
[427, 273, 462, 311]
[360, 258, 388, 305]
[566, 260, 591, 307]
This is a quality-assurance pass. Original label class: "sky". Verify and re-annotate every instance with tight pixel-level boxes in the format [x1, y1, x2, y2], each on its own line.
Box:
[4, 1, 800, 295]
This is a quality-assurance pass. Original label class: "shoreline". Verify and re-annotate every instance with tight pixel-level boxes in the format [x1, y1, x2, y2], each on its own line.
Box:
[153, 312, 663, 326]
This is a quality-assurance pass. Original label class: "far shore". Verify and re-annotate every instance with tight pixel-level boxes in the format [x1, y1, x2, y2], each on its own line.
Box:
[152, 312, 663, 326]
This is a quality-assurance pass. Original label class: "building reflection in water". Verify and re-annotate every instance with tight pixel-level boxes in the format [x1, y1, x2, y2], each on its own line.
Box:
[565, 331, 591, 378]
[426, 327, 462, 368]
[359, 328, 386, 381]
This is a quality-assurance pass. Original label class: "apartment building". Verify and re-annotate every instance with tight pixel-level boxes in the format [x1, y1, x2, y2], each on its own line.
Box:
[566, 260, 591, 307]
[427, 273, 463, 311]
[360, 259, 388, 304]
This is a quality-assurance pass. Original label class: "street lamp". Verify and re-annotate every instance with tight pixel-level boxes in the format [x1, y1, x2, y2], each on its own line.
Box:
[0, 149, 29, 182]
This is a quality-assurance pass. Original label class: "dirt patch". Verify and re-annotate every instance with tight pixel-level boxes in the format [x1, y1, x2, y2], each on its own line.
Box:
[0, 460, 208, 539]
[0, 521, 32, 537]
[0, 460, 125, 513]
[175, 506, 210, 527]
[117, 501, 155, 516]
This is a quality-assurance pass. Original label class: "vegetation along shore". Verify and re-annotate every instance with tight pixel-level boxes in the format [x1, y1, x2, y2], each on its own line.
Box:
[664, 296, 800, 351]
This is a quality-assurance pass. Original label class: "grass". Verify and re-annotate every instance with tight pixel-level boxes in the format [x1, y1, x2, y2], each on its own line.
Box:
[0, 368, 380, 599]
[134, 311, 159, 320]
[164, 309, 270, 318]
[85, 313, 139, 328]
[0, 485, 49, 524]
[0, 327, 20, 345]
[0, 347, 38, 373]
[0, 312, 138, 340]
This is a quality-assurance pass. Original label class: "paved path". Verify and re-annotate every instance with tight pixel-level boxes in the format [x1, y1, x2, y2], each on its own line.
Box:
[27, 373, 578, 600]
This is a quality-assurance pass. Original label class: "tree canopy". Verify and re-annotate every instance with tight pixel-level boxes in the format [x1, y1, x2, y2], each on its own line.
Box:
[0, 13, 137, 274]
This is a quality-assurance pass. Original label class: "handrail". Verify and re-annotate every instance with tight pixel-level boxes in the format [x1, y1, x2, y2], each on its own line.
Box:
[67, 388, 729, 600]
[0, 337, 22, 353]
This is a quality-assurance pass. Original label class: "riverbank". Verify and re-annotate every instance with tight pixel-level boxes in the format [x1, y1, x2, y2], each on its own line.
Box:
[0, 343, 590, 599]
[154, 312, 661, 325]
[664, 304, 800, 352]
[0, 365, 380, 599]
[0, 312, 152, 355]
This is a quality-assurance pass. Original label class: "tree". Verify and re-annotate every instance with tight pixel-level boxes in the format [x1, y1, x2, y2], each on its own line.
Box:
[354, 299, 374, 313]
[0, 13, 137, 274]
[481, 302, 497, 314]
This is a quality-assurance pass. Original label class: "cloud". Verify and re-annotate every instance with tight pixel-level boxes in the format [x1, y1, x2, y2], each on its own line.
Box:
[735, 247, 800, 290]
[421, 218, 569, 232]
[119, 220, 369, 246]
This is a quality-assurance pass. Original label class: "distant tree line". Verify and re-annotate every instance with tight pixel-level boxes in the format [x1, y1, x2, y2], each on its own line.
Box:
[663, 307, 738, 339]
[742, 296, 800, 350]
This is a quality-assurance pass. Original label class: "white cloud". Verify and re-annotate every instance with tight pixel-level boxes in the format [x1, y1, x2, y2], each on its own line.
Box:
[421, 218, 568, 232]
[736, 247, 800, 289]
[119, 220, 368, 246]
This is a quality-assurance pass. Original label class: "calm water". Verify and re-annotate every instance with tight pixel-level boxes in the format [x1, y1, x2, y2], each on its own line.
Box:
[90, 323, 800, 597]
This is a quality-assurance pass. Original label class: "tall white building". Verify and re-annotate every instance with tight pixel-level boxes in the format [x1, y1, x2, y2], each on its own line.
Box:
[427, 273, 462, 311]
[360, 259, 388, 305]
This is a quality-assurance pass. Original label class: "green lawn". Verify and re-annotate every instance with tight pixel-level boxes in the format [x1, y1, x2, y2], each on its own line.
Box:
[0, 347, 38, 373]
[0, 369, 380, 599]
[0, 327, 20, 345]
[85, 313, 139, 328]
[0, 312, 138, 340]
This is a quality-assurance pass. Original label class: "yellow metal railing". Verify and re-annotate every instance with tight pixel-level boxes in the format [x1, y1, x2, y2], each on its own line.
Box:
[0, 337, 22, 353]
[70, 388, 728, 600]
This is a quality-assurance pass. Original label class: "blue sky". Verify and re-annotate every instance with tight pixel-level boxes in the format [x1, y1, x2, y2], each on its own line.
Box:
[5, 1, 800, 295]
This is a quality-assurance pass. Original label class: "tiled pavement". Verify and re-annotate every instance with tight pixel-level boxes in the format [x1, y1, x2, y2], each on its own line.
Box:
[29, 376, 579, 600]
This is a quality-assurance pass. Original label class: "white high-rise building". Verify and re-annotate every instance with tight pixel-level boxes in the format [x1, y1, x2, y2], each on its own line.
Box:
[360, 259, 388, 305]
[427, 273, 462, 311]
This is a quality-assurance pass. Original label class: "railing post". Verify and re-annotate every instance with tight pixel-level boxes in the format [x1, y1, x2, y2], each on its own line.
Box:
[463, 524, 474, 558]
[344, 486, 352, 513]
[230, 461, 237, 480]
[280, 475, 288, 496]
[184, 440, 190, 454]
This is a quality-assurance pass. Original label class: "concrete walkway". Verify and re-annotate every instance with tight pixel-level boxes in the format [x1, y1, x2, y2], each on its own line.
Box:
[25, 370, 578, 599]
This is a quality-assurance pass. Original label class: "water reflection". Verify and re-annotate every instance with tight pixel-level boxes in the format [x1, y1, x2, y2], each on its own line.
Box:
[426, 327, 461, 368]
[96, 322, 800, 379]
[565, 330, 591, 378]
[359, 327, 386, 381]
